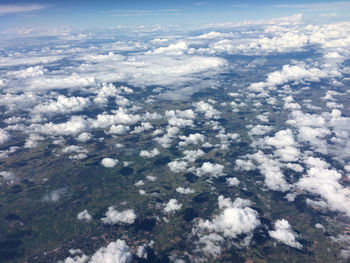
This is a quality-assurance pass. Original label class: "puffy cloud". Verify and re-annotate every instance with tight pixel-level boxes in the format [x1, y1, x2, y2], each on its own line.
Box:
[195, 162, 225, 177]
[176, 187, 195, 194]
[90, 108, 141, 129]
[77, 210, 92, 222]
[154, 126, 179, 148]
[32, 95, 90, 115]
[140, 148, 160, 158]
[269, 219, 302, 249]
[194, 196, 260, 257]
[61, 240, 132, 263]
[168, 160, 188, 173]
[29, 116, 89, 137]
[131, 122, 153, 134]
[107, 125, 130, 135]
[182, 149, 205, 162]
[101, 207, 136, 225]
[77, 132, 92, 142]
[0, 92, 41, 112]
[296, 156, 350, 217]
[193, 101, 220, 119]
[149, 41, 191, 55]
[101, 158, 119, 168]
[248, 125, 273, 136]
[0, 128, 10, 144]
[236, 151, 291, 192]
[7, 65, 46, 78]
[62, 145, 88, 160]
[248, 61, 341, 92]
[227, 177, 240, 187]
[163, 199, 182, 213]
[165, 109, 196, 127]
[178, 133, 205, 147]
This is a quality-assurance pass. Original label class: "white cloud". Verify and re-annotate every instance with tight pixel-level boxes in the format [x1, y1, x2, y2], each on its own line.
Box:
[236, 151, 291, 192]
[32, 95, 90, 115]
[179, 133, 205, 147]
[0, 128, 10, 144]
[101, 207, 136, 225]
[7, 66, 46, 78]
[269, 219, 302, 249]
[140, 148, 160, 158]
[107, 125, 130, 135]
[77, 210, 92, 222]
[195, 162, 225, 177]
[194, 196, 260, 251]
[163, 199, 182, 213]
[131, 122, 153, 134]
[248, 125, 273, 136]
[168, 160, 188, 173]
[77, 132, 92, 142]
[29, 116, 89, 137]
[182, 149, 205, 162]
[248, 61, 341, 93]
[101, 158, 119, 168]
[227, 177, 240, 187]
[61, 240, 132, 263]
[296, 156, 350, 217]
[193, 101, 220, 119]
[176, 187, 195, 194]
[90, 108, 141, 129]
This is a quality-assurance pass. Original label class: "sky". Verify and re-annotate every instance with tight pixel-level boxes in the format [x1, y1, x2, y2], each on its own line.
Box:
[1, 0, 350, 30]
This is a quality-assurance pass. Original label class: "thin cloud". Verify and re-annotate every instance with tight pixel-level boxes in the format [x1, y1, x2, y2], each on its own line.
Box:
[104, 9, 180, 17]
[275, 1, 350, 10]
[0, 4, 46, 15]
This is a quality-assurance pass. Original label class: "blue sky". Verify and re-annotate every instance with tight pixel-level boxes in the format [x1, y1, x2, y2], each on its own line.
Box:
[1, 0, 350, 30]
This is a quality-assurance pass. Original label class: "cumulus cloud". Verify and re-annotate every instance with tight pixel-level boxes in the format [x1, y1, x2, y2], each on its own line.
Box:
[236, 151, 290, 192]
[0, 128, 10, 144]
[32, 95, 90, 115]
[193, 101, 220, 119]
[77, 132, 92, 142]
[107, 124, 130, 135]
[176, 187, 195, 194]
[77, 210, 92, 222]
[140, 148, 160, 158]
[203, 196, 260, 236]
[227, 177, 240, 187]
[193, 196, 260, 259]
[269, 219, 302, 249]
[29, 116, 89, 137]
[179, 133, 205, 147]
[296, 156, 350, 217]
[195, 162, 225, 178]
[182, 149, 205, 162]
[101, 206, 136, 225]
[163, 199, 182, 213]
[101, 158, 119, 168]
[61, 240, 132, 263]
[168, 160, 188, 173]
[131, 122, 153, 134]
